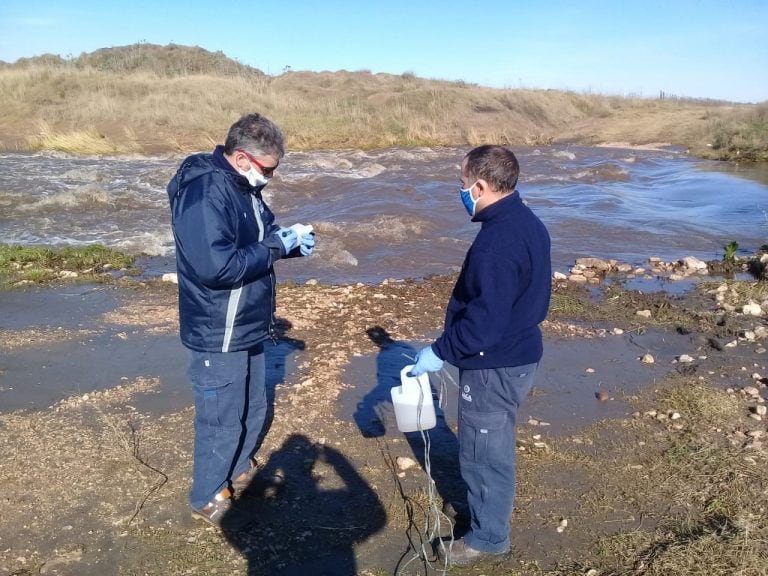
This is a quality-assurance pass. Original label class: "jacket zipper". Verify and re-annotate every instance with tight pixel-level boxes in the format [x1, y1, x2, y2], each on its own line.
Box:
[251, 193, 278, 345]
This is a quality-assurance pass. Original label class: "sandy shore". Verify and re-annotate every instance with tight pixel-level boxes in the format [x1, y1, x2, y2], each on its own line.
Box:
[1, 269, 767, 575]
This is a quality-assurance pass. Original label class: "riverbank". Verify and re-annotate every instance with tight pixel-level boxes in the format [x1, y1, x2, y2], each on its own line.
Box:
[1, 255, 767, 575]
[1, 44, 766, 162]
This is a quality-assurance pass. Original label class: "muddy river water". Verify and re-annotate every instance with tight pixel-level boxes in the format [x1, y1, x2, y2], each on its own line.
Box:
[1, 145, 767, 284]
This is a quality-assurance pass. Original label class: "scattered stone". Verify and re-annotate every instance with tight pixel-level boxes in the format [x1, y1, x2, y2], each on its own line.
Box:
[749, 413, 763, 422]
[58, 270, 79, 279]
[556, 518, 569, 533]
[636, 309, 652, 318]
[527, 418, 540, 426]
[746, 430, 764, 438]
[569, 274, 588, 283]
[680, 256, 708, 270]
[725, 340, 738, 348]
[586, 368, 595, 373]
[596, 390, 609, 401]
[162, 272, 178, 283]
[553, 271, 568, 280]
[396, 456, 417, 471]
[743, 302, 763, 316]
[753, 405, 768, 416]
[640, 353, 655, 364]
[576, 257, 612, 271]
[677, 354, 694, 363]
[744, 386, 761, 397]
[612, 327, 624, 335]
[669, 412, 682, 420]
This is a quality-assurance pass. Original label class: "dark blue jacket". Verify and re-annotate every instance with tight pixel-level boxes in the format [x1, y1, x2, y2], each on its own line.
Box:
[167, 146, 288, 352]
[433, 192, 551, 369]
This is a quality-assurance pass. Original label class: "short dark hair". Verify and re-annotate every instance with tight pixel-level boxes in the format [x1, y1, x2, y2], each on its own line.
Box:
[223, 113, 285, 159]
[463, 145, 519, 194]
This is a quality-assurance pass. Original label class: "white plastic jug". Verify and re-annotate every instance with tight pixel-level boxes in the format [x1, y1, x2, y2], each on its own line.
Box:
[391, 365, 437, 432]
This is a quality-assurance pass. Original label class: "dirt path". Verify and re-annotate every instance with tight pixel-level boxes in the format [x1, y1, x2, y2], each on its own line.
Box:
[1, 274, 767, 575]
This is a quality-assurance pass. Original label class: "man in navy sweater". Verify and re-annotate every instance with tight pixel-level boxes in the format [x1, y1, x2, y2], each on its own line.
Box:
[410, 144, 551, 566]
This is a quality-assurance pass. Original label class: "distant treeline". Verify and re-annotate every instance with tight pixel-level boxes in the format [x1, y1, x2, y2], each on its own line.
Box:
[0, 43, 765, 161]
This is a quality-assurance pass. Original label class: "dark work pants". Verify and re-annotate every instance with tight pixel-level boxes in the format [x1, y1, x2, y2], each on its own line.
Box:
[187, 344, 267, 509]
[458, 363, 537, 553]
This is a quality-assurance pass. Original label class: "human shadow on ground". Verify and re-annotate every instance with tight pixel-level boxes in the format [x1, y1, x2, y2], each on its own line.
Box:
[353, 327, 468, 538]
[252, 317, 305, 455]
[220, 433, 386, 576]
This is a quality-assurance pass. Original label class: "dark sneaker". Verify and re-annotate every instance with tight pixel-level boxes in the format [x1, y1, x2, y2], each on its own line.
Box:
[439, 537, 508, 567]
[191, 488, 232, 528]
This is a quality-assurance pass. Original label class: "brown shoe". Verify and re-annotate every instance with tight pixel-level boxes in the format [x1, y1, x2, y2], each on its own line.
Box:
[191, 487, 232, 528]
[231, 459, 259, 492]
[232, 460, 285, 498]
[440, 537, 508, 567]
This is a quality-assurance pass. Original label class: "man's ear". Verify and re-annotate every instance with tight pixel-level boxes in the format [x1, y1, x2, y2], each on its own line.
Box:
[474, 178, 489, 197]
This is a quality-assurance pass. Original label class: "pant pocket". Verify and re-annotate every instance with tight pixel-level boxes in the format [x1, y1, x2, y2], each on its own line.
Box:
[459, 410, 508, 466]
[190, 353, 243, 430]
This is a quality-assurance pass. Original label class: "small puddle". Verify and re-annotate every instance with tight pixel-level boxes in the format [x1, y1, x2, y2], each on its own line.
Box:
[339, 328, 694, 442]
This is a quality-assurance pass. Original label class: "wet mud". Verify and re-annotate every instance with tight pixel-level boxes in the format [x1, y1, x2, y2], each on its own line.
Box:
[1, 275, 767, 575]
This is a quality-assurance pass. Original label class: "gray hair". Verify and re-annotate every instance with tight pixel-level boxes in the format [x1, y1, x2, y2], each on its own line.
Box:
[223, 113, 285, 159]
[464, 145, 520, 194]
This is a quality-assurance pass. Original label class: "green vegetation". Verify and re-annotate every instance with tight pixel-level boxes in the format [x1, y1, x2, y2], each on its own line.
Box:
[0, 244, 135, 287]
[0, 43, 765, 160]
[723, 240, 739, 262]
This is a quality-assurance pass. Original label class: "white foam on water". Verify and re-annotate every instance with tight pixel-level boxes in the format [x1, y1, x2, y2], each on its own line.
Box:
[19, 186, 113, 210]
[115, 231, 174, 256]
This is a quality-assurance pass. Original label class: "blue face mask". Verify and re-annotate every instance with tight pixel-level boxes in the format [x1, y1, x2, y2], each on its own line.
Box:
[459, 181, 479, 216]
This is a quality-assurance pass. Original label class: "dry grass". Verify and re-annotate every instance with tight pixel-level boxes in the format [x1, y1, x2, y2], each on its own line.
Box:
[0, 44, 764, 157]
[571, 376, 768, 576]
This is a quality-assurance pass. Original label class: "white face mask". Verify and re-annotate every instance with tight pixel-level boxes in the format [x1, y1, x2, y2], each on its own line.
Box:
[238, 164, 269, 189]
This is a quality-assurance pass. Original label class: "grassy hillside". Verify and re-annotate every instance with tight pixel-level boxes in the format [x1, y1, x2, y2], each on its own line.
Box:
[0, 43, 765, 161]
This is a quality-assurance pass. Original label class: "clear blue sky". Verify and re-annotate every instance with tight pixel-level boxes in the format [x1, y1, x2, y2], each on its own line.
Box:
[1, 0, 766, 103]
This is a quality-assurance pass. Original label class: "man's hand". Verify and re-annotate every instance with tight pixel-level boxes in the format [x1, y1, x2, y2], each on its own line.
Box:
[410, 345, 444, 376]
[275, 228, 298, 253]
[299, 233, 315, 256]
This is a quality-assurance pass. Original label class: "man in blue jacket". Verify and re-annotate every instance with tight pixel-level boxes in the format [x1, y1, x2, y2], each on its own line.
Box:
[167, 113, 315, 527]
[410, 145, 551, 566]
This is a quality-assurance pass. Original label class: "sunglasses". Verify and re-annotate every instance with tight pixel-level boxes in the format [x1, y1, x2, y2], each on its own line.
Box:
[238, 149, 278, 177]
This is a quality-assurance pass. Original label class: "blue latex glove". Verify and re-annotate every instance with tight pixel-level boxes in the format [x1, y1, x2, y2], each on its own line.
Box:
[299, 233, 315, 256]
[275, 228, 298, 253]
[410, 345, 444, 376]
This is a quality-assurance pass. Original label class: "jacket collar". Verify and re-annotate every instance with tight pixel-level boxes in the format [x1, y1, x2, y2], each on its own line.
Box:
[212, 145, 237, 173]
[472, 190, 521, 223]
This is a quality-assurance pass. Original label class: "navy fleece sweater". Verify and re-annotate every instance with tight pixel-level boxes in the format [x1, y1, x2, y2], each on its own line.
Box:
[432, 191, 551, 369]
